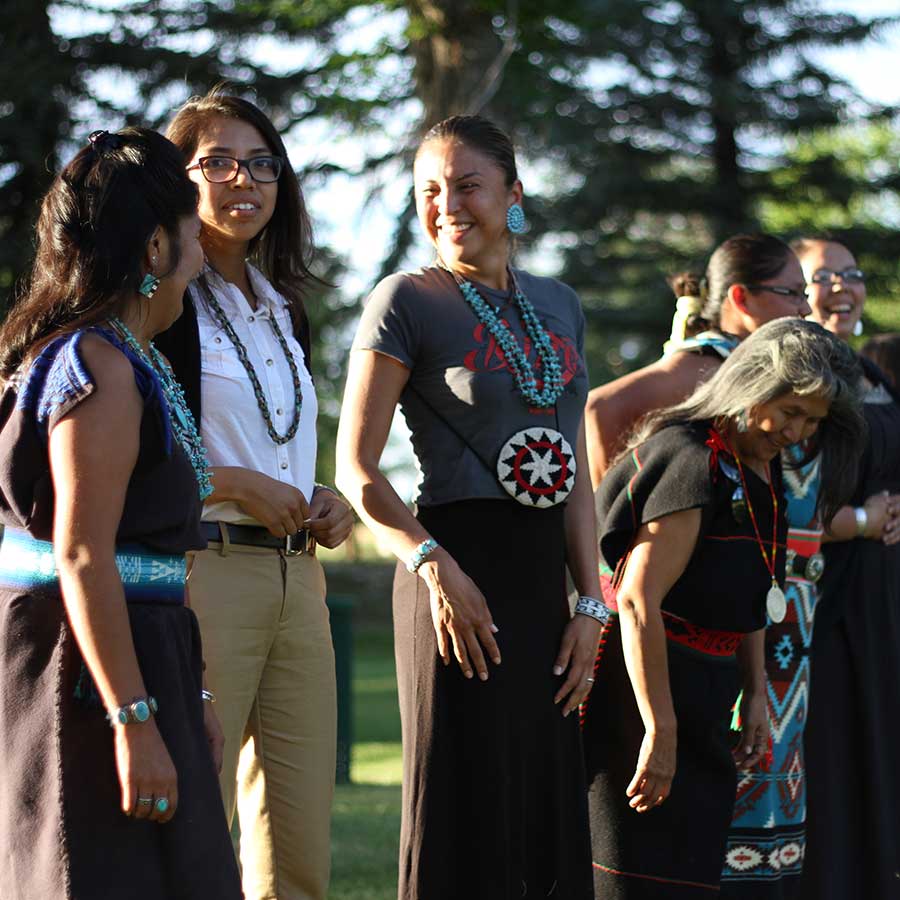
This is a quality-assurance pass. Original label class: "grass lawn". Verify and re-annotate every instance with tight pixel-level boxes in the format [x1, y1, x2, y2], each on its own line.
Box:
[329, 615, 403, 900]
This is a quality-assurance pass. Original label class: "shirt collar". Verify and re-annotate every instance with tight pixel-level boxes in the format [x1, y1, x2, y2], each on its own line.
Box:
[200, 262, 287, 318]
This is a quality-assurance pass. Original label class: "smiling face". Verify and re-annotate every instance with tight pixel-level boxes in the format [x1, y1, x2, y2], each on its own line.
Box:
[413, 138, 522, 287]
[186, 116, 278, 256]
[735, 390, 831, 465]
[797, 240, 865, 340]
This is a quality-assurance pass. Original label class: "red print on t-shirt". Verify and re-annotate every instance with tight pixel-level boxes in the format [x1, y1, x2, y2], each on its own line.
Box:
[463, 322, 581, 390]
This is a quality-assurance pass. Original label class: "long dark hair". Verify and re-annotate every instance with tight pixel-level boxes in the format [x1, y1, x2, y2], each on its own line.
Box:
[627, 318, 864, 525]
[166, 89, 320, 320]
[0, 128, 198, 381]
[688, 233, 796, 335]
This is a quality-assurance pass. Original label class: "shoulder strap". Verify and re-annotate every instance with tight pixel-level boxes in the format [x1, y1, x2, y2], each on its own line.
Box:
[405, 381, 497, 476]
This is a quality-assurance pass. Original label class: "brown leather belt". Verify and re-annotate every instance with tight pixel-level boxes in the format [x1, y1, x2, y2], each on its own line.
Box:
[200, 522, 315, 556]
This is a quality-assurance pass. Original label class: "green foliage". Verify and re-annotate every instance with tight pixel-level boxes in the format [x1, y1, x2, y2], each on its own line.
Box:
[2, 0, 898, 467]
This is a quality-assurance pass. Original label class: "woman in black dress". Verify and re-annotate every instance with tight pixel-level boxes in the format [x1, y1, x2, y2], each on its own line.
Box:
[583, 318, 862, 899]
[0, 129, 241, 899]
[336, 115, 600, 898]
[794, 238, 900, 900]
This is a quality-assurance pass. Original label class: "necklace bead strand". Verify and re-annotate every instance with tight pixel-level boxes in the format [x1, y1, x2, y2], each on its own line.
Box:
[444, 265, 565, 409]
[110, 318, 214, 501]
[198, 275, 303, 446]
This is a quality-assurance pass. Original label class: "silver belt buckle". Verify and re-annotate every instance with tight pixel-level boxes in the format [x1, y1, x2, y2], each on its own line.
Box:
[284, 530, 312, 556]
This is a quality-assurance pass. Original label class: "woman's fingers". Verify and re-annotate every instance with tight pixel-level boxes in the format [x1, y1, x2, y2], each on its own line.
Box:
[448, 626, 473, 678]
[132, 790, 153, 819]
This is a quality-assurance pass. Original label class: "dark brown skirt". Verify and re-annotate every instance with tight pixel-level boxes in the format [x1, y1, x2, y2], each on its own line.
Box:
[0, 584, 242, 900]
[394, 499, 593, 900]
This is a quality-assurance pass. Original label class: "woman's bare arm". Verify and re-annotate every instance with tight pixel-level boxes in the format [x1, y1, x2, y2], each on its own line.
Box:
[615, 507, 701, 812]
[49, 334, 178, 821]
[586, 353, 720, 489]
[335, 349, 500, 681]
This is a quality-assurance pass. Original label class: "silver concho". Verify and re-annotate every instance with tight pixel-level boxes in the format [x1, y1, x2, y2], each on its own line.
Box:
[766, 584, 787, 624]
[496, 427, 576, 508]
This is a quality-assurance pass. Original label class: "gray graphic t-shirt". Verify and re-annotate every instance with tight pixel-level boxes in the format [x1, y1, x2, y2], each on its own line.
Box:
[352, 265, 588, 506]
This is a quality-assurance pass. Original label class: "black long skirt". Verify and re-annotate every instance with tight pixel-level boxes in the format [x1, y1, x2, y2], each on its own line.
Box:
[0, 585, 242, 900]
[584, 623, 740, 898]
[394, 499, 593, 900]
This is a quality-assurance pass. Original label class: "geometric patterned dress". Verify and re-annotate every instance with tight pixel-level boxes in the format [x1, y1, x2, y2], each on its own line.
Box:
[721, 446, 822, 898]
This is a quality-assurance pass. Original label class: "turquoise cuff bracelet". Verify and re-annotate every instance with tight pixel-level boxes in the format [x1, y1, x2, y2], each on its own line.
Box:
[108, 696, 158, 726]
[406, 538, 439, 574]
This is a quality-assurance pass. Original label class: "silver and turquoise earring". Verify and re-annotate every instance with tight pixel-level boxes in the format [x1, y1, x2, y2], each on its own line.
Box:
[736, 410, 749, 433]
[138, 273, 161, 299]
[506, 203, 526, 235]
[853, 319, 864, 337]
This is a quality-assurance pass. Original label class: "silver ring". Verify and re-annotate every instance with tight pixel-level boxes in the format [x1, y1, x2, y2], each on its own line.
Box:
[586, 677, 595, 684]
[137, 797, 153, 806]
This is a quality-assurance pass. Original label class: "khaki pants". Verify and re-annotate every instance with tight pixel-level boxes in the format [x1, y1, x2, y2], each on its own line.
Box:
[188, 537, 336, 900]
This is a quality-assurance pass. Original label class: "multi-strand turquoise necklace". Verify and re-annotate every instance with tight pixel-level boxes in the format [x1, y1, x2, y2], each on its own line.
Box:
[110, 318, 214, 500]
[441, 262, 565, 408]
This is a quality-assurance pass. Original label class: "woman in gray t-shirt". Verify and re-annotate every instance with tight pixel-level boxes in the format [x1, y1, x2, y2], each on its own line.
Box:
[336, 115, 601, 899]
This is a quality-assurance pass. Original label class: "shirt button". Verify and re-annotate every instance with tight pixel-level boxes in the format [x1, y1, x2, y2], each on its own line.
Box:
[276, 408, 283, 415]
[248, 315, 255, 322]
[214, 337, 222, 344]
[266, 358, 274, 366]
[280, 462, 288, 470]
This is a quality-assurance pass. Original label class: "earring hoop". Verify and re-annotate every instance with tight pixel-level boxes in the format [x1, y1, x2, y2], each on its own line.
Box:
[506, 203, 526, 235]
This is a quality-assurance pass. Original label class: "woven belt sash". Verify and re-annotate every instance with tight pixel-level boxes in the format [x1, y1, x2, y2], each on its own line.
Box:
[0, 528, 186, 604]
[600, 569, 743, 658]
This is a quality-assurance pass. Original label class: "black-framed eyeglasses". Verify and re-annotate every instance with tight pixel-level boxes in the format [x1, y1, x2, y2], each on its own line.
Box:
[186, 155, 284, 184]
[744, 284, 808, 302]
[810, 267, 865, 285]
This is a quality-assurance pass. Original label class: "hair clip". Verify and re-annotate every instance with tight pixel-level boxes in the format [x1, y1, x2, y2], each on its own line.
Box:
[88, 130, 123, 152]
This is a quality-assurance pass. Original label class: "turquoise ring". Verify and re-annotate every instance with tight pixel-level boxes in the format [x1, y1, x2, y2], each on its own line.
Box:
[154, 797, 169, 815]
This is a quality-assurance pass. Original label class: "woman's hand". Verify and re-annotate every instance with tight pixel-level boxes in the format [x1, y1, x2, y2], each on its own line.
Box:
[227, 468, 310, 537]
[418, 548, 501, 681]
[307, 487, 354, 549]
[626, 728, 677, 813]
[733, 689, 769, 769]
[203, 700, 225, 774]
[869, 490, 900, 545]
[553, 613, 602, 716]
[114, 721, 178, 823]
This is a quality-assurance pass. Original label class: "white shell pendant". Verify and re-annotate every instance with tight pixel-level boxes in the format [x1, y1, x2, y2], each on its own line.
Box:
[766, 582, 787, 624]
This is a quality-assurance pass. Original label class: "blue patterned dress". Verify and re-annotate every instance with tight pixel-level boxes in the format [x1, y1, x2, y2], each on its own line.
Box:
[720, 446, 822, 898]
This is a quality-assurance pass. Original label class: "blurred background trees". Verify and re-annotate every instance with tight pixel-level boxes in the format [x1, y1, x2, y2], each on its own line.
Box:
[3, 0, 899, 481]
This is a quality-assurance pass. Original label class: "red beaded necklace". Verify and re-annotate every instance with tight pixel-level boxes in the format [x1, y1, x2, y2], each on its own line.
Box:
[724, 432, 786, 623]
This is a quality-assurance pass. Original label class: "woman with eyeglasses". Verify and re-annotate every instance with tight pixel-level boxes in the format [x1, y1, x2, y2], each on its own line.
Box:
[583, 234, 877, 898]
[585, 234, 811, 489]
[792, 238, 900, 900]
[585, 318, 863, 899]
[155, 90, 354, 900]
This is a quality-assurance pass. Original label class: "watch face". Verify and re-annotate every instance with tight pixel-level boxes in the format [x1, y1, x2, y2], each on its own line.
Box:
[133, 700, 150, 722]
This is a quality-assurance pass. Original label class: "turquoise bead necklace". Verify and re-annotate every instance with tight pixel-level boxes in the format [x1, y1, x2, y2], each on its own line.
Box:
[110, 318, 214, 500]
[441, 262, 565, 408]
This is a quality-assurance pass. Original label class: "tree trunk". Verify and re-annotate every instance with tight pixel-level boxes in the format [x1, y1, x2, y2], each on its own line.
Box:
[406, 0, 507, 131]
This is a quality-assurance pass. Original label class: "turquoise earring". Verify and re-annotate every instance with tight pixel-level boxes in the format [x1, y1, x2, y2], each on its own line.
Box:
[506, 203, 526, 235]
[138, 273, 160, 299]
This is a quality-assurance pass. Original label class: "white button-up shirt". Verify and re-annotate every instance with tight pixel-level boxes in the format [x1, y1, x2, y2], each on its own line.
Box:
[193, 265, 317, 524]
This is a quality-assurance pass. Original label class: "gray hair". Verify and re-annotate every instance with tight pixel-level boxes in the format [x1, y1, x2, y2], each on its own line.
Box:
[628, 318, 865, 524]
